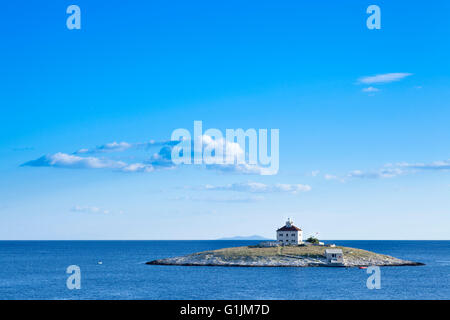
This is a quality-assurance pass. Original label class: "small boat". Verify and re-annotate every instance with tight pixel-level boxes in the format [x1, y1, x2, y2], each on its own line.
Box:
[359, 266, 367, 269]
[98, 261, 103, 265]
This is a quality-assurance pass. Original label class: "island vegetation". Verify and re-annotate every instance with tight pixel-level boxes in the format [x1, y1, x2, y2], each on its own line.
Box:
[305, 236, 320, 244]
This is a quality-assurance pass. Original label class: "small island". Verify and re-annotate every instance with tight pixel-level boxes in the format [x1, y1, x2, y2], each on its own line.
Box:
[147, 219, 424, 268]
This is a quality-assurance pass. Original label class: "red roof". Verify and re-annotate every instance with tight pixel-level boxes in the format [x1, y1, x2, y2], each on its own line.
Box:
[277, 225, 302, 231]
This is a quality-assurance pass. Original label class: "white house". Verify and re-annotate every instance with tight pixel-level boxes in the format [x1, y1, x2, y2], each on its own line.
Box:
[276, 218, 303, 245]
[325, 249, 344, 265]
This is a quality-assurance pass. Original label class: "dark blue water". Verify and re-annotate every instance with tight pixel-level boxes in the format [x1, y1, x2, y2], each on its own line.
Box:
[0, 240, 449, 300]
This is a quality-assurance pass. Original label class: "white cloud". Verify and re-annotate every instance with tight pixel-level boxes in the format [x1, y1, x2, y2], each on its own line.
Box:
[75, 141, 132, 154]
[23, 134, 274, 176]
[22, 152, 158, 173]
[200, 134, 244, 163]
[325, 168, 404, 182]
[358, 73, 413, 84]
[22, 152, 127, 170]
[396, 160, 450, 171]
[74, 140, 175, 154]
[122, 163, 155, 173]
[205, 163, 268, 175]
[311, 170, 320, 177]
[23, 148, 266, 175]
[171, 194, 264, 203]
[324, 158, 450, 183]
[203, 182, 311, 194]
[362, 86, 380, 93]
[346, 168, 403, 179]
[71, 206, 110, 214]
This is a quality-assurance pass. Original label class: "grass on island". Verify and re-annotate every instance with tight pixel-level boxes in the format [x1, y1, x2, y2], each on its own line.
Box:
[191, 245, 392, 260]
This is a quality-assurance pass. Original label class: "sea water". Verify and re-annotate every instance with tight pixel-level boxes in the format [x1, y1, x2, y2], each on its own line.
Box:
[0, 240, 449, 300]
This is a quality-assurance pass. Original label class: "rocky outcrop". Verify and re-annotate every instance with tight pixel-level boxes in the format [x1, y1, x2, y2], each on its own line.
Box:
[146, 245, 424, 267]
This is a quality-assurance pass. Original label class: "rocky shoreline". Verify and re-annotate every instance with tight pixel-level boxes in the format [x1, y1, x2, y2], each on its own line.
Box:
[146, 245, 424, 268]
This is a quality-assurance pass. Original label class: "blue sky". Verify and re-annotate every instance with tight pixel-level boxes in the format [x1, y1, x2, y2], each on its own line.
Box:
[1, 1, 449, 240]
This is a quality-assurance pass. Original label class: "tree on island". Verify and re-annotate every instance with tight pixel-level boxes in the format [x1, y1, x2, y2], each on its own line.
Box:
[306, 236, 319, 244]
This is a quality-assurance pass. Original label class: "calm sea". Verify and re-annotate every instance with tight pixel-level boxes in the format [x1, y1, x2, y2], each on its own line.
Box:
[0, 240, 449, 300]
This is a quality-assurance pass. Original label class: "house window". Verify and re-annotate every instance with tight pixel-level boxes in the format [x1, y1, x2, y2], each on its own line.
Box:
[291, 233, 295, 236]
[279, 234, 283, 237]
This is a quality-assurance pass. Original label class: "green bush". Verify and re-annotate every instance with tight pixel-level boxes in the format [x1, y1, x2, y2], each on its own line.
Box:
[306, 236, 319, 244]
